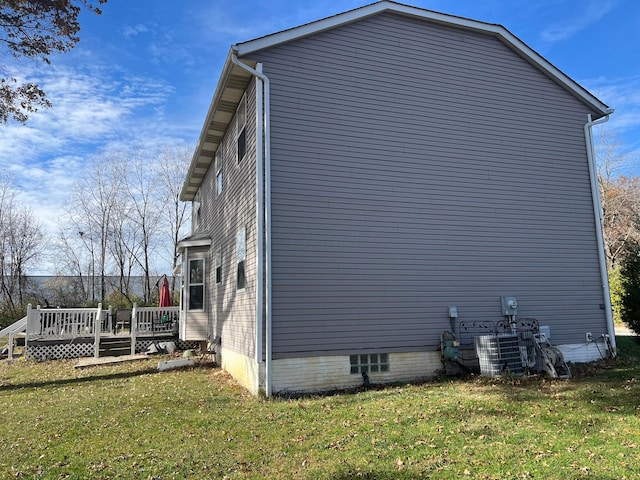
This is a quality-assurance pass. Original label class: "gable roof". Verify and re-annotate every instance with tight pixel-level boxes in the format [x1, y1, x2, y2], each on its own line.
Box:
[181, 0, 612, 201]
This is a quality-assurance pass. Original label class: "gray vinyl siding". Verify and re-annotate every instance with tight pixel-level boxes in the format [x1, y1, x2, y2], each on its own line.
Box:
[197, 80, 258, 358]
[246, 12, 606, 359]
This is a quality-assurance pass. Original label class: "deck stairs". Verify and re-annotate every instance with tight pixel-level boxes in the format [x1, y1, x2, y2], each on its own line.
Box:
[98, 337, 133, 357]
[0, 316, 28, 359]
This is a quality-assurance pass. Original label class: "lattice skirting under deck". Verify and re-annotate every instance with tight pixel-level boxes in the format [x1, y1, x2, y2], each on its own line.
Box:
[25, 338, 201, 361]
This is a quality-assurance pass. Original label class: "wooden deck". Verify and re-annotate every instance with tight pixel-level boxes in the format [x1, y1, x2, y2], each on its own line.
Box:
[8, 304, 192, 361]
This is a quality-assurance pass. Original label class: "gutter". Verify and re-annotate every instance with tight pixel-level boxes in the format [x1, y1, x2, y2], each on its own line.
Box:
[231, 51, 273, 397]
[584, 110, 616, 356]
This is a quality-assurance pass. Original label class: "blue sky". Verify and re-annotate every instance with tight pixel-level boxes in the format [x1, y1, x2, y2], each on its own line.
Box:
[0, 0, 638, 273]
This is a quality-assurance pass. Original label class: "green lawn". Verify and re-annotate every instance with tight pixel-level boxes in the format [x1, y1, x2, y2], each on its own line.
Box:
[1, 338, 639, 480]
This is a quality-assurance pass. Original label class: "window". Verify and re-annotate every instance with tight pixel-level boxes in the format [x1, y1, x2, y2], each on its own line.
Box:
[215, 248, 222, 284]
[236, 94, 246, 163]
[192, 200, 201, 231]
[188, 258, 205, 310]
[236, 227, 246, 290]
[350, 353, 389, 374]
[215, 150, 223, 195]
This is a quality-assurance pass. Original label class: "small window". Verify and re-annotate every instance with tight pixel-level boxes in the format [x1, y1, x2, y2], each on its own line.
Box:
[236, 227, 246, 290]
[237, 94, 246, 163]
[188, 259, 205, 310]
[350, 353, 389, 374]
[215, 150, 223, 195]
[215, 248, 222, 284]
[192, 200, 201, 231]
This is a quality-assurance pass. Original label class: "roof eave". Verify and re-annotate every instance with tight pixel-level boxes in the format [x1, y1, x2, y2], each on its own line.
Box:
[180, 50, 255, 201]
[182, 0, 611, 202]
[236, 0, 610, 117]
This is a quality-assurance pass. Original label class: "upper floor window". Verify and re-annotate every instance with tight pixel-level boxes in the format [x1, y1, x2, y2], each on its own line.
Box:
[215, 248, 222, 284]
[237, 94, 246, 163]
[236, 227, 246, 290]
[192, 199, 201, 231]
[215, 149, 223, 195]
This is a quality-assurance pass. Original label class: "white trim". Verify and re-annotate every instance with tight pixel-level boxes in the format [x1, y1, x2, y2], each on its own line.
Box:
[177, 238, 212, 252]
[584, 112, 617, 355]
[230, 54, 273, 397]
[255, 64, 264, 365]
[182, 0, 611, 202]
[235, 0, 609, 116]
[187, 258, 206, 312]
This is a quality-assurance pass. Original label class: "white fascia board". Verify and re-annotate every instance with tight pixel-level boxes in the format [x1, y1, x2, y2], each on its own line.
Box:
[180, 49, 237, 201]
[177, 238, 212, 253]
[180, 50, 258, 201]
[235, 0, 610, 116]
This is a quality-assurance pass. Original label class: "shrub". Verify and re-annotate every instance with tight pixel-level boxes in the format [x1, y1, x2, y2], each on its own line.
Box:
[609, 266, 624, 324]
[621, 245, 640, 334]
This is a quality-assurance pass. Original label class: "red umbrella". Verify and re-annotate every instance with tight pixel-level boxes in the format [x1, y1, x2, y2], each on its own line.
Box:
[159, 275, 172, 308]
[158, 275, 173, 326]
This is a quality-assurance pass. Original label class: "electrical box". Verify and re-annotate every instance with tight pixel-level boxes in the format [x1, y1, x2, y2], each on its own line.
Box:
[448, 306, 458, 318]
[501, 296, 518, 316]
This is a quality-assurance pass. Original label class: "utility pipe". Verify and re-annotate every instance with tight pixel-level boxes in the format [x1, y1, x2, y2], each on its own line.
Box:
[584, 111, 616, 356]
[231, 52, 273, 397]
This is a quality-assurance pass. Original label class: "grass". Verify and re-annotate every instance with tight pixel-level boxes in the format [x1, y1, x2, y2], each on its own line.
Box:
[1, 338, 639, 480]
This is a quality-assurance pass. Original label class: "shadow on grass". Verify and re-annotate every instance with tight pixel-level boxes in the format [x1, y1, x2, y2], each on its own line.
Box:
[0, 366, 161, 391]
[460, 334, 640, 417]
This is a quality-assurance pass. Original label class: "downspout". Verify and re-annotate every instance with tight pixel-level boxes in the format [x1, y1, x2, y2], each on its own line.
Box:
[231, 51, 273, 397]
[254, 64, 264, 365]
[584, 110, 616, 356]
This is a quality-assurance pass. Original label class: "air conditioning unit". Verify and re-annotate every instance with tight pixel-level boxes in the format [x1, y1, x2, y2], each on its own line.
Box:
[474, 334, 524, 377]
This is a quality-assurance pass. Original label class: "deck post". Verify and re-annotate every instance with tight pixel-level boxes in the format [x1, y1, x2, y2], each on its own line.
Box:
[8, 331, 14, 361]
[94, 303, 102, 358]
[107, 306, 113, 334]
[25, 304, 33, 349]
[131, 303, 137, 355]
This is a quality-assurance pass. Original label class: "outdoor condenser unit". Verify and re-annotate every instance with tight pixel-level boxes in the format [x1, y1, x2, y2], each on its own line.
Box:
[474, 334, 525, 377]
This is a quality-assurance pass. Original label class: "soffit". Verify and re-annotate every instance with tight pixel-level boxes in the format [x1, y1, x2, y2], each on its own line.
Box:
[180, 57, 254, 201]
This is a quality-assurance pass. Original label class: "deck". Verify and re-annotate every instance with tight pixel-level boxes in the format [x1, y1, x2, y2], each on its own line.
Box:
[2, 304, 198, 361]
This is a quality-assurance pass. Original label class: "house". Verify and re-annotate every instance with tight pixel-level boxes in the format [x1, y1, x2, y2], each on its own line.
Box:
[177, 1, 614, 396]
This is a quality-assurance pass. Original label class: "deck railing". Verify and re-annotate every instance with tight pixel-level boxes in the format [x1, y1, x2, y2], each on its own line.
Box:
[20, 303, 179, 358]
[132, 305, 179, 335]
[26, 304, 110, 339]
[130, 304, 179, 355]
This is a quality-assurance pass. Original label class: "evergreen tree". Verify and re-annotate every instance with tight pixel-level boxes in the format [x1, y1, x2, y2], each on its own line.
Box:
[621, 243, 640, 334]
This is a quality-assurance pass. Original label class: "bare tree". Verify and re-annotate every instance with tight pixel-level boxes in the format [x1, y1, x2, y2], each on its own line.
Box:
[56, 144, 192, 305]
[119, 150, 163, 302]
[595, 127, 640, 268]
[60, 155, 121, 303]
[0, 173, 44, 323]
[156, 144, 192, 291]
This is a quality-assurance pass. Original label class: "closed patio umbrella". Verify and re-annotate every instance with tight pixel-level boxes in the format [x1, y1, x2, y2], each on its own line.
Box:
[159, 275, 172, 308]
[158, 275, 173, 326]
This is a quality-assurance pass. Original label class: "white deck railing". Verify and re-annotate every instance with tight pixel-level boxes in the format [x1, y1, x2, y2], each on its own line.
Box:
[26, 304, 111, 339]
[17, 303, 179, 358]
[130, 304, 179, 355]
[0, 315, 27, 361]
[132, 305, 179, 335]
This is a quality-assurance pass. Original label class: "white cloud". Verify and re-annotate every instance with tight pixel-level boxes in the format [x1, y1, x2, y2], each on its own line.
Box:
[0, 62, 183, 263]
[0, 64, 174, 162]
[122, 23, 149, 38]
[541, 0, 615, 42]
[585, 75, 640, 131]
